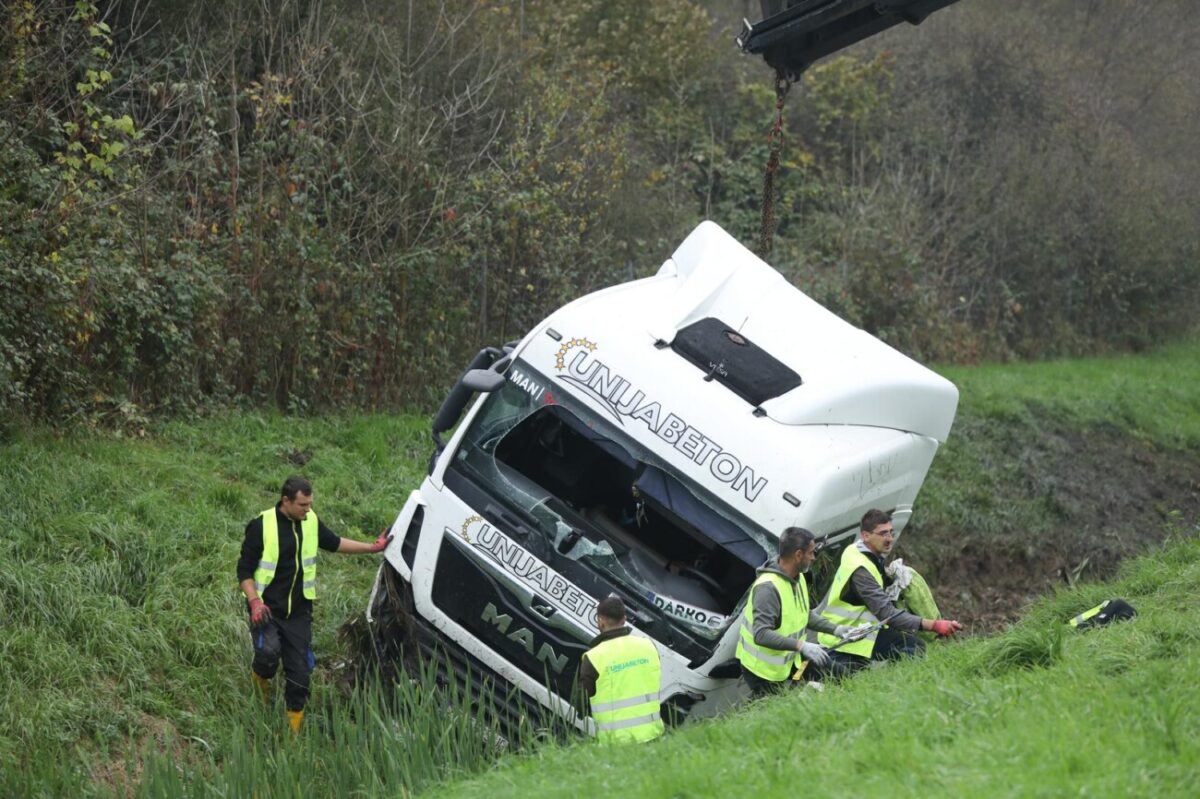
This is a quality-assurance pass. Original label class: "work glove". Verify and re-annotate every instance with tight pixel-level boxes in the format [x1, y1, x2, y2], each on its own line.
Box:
[248, 597, 272, 628]
[834, 624, 871, 642]
[930, 619, 963, 637]
[798, 641, 831, 667]
[368, 529, 393, 553]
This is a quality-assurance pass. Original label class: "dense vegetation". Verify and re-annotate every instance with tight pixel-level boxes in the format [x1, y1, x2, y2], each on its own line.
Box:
[3, 0, 1198, 424]
[2, 342, 1197, 796]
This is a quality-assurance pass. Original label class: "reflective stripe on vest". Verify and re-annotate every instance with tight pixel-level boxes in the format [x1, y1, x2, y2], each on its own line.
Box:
[818, 545, 883, 657]
[596, 712, 661, 732]
[253, 508, 319, 603]
[587, 635, 664, 744]
[736, 571, 807, 682]
[1069, 600, 1110, 628]
[590, 692, 661, 714]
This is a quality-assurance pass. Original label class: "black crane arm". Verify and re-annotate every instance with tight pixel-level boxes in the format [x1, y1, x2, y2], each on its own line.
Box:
[738, 0, 962, 79]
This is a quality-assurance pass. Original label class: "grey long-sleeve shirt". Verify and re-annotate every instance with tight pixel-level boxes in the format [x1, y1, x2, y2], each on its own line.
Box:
[749, 561, 838, 652]
[844, 540, 923, 632]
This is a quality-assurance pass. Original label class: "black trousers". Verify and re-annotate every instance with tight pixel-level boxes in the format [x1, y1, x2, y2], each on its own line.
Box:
[741, 664, 795, 698]
[821, 627, 927, 678]
[250, 613, 315, 711]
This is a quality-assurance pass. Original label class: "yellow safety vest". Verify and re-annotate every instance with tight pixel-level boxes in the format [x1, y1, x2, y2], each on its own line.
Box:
[254, 508, 319, 615]
[587, 634, 664, 744]
[818, 545, 883, 657]
[736, 571, 807, 681]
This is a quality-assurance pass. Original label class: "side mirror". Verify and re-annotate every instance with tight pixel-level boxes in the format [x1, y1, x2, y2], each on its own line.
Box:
[431, 350, 507, 455]
[462, 368, 506, 393]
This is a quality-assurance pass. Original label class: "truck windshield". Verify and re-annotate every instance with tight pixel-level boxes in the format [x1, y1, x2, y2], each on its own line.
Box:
[450, 360, 771, 641]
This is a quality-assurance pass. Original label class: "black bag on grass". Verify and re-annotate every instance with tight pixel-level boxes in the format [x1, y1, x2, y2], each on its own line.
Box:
[1068, 598, 1136, 630]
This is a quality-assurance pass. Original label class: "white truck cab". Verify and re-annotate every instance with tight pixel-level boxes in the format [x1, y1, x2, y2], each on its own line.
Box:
[366, 221, 957, 732]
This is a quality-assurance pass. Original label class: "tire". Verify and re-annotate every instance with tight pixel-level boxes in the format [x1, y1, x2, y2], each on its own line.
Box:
[368, 560, 416, 682]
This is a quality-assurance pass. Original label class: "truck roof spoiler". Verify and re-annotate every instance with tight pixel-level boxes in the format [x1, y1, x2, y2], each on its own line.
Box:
[738, 0, 961, 79]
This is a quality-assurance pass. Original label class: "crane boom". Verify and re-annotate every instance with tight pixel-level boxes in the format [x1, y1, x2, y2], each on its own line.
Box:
[739, 0, 961, 79]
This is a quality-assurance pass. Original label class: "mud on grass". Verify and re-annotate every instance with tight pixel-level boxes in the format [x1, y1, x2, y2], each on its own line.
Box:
[900, 402, 1200, 632]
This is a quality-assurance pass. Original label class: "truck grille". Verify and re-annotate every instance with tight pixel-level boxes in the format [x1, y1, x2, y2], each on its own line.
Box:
[370, 561, 582, 742]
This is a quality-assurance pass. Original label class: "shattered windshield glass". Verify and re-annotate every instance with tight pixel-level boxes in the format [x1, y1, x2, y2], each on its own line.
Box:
[452, 360, 772, 641]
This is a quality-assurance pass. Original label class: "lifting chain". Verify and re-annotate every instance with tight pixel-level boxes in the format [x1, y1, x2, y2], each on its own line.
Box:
[758, 70, 792, 260]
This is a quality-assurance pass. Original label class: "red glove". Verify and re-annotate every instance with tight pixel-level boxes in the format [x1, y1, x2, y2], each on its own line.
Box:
[249, 597, 272, 627]
[369, 530, 393, 553]
[930, 619, 962, 637]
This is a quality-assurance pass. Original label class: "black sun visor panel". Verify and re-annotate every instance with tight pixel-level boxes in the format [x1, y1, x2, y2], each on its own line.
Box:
[670, 317, 802, 407]
[634, 466, 767, 568]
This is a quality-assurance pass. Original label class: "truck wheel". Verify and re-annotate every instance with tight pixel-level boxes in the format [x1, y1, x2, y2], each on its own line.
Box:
[369, 561, 414, 680]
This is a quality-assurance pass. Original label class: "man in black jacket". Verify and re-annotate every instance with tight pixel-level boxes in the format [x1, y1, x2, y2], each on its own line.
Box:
[236, 475, 390, 732]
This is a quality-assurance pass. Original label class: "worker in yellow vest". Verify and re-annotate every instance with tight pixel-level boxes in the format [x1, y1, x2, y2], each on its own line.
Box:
[578, 596, 665, 743]
[236, 475, 391, 732]
[736, 527, 839, 697]
[816, 509, 961, 676]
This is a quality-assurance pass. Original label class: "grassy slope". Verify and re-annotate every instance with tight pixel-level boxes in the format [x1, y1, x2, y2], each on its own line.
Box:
[899, 341, 1200, 627]
[930, 340, 1200, 533]
[1, 342, 1197, 796]
[1, 414, 430, 792]
[436, 536, 1200, 799]
[937, 339, 1200, 449]
[924, 340, 1200, 543]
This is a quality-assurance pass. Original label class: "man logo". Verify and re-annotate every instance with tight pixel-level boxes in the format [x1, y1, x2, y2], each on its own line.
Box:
[481, 602, 569, 674]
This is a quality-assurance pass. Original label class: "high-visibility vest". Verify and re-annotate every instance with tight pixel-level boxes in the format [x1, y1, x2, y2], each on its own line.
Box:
[1069, 599, 1136, 628]
[587, 634, 664, 744]
[736, 571, 807, 681]
[818, 545, 883, 657]
[254, 508, 319, 612]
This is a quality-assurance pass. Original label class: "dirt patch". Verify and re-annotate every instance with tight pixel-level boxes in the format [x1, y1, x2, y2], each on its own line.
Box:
[89, 714, 181, 798]
[905, 408, 1200, 633]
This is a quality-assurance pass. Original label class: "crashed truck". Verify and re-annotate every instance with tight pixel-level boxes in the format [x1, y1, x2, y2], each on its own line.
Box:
[366, 0, 962, 733]
[366, 221, 958, 730]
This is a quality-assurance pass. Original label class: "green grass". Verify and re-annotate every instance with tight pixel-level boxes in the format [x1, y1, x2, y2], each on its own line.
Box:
[1, 412, 433, 795]
[433, 530, 1200, 799]
[936, 339, 1200, 450]
[2, 341, 1198, 796]
[904, 340, 1200, 588]
[132, 660, 571, 799]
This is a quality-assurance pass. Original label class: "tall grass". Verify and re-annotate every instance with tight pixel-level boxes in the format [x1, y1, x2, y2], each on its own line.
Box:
[1, 412, 435, 795]
[134, 659, 571, 798]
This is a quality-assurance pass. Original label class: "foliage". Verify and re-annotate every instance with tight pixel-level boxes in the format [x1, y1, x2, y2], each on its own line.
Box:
[132, 664, 568, 799]
[748, 1, 1200, 362]
[1, 0, 1198, 426]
